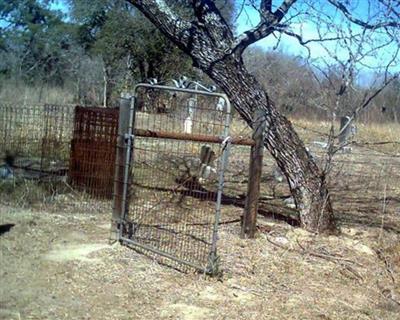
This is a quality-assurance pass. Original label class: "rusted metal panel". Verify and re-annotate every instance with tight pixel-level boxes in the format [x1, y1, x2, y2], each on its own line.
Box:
[68, 106, 119, 198]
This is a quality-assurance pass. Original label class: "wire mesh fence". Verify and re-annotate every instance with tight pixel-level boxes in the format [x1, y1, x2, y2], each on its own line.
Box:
[323, 146, 400, 223]
[0, 103, 75, 178]
[0, 103, 119, 213]
[289, 120, 400, 227]
[2, 94, 397, 274]
[119, 85, 232, 273]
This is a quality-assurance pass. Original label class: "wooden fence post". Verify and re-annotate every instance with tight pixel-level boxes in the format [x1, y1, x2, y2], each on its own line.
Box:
[241, 108, 266, 238]
[111, 93, 131, 240]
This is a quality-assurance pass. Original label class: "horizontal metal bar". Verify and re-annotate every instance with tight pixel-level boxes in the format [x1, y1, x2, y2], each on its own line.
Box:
[134, 128, 255, 146]
[119, 236, 207, 272]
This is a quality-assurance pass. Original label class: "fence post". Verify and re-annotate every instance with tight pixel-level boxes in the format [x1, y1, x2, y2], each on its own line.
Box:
[241, 108, 266, 238]
[111, 93, 132, 241]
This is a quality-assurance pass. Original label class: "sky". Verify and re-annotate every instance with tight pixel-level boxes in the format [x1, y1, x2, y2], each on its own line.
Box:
[234, 1, 399, 75]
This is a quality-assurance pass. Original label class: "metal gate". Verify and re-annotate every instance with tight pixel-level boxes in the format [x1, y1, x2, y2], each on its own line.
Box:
[114, 84, 232, 274]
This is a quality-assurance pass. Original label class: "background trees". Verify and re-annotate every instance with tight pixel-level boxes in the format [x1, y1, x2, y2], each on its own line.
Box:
[0, 0, 74, 85]
[0, 0, 397, 118]
[0, 0, 238, 105]
[68, 0, 195, 105]
[0, 0, 200, 104]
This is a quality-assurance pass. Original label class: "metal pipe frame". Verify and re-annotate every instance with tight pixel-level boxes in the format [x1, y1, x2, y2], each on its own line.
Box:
[117, 83, 235, 274]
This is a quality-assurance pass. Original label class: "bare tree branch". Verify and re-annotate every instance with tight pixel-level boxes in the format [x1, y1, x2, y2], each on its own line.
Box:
[274, 0, 298, 20]
[327, 0, 400, 29]
[276, 27, 343, 45]
[334, 73, 399, 145]
[232, 0, 297, 55]
[261, 0, 273, 14]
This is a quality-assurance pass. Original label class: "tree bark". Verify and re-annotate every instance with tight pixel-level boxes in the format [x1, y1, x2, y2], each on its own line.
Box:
[127, 0, 336, 233]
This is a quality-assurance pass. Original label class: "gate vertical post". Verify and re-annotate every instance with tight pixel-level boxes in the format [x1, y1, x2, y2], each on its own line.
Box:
[241, 108, 265, 238]
[111, 93, 132, 241]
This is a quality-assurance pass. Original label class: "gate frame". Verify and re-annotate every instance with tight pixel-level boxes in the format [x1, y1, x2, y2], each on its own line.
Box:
[112, 83, 233, 274]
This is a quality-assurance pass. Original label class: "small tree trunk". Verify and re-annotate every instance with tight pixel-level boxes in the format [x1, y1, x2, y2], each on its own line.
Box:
[338, 116, 353, 145]
[204, 57, 336, 233]
[76, 77, 81, 104]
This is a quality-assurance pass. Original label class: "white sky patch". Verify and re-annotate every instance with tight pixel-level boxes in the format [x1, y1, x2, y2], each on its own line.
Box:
[50, 1, 69, 14]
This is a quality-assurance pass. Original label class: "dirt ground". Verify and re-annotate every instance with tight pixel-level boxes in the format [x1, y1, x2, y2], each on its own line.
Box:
[1, 195, 399, 320]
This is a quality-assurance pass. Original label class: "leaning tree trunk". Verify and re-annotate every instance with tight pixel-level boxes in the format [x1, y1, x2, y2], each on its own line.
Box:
[202, 56, 336, 233]
[126, 0, 336, 233]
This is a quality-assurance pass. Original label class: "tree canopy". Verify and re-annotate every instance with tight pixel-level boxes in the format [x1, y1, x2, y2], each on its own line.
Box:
[0, 0, 397, 117]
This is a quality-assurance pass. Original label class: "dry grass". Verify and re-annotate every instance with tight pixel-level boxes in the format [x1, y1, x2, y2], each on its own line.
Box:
[292, 117, 400, 154]
[228, 116, 400, 155]
[356, 122, 400, 154]
[0, 82, 74, 105]
[1, 202, 399, 319]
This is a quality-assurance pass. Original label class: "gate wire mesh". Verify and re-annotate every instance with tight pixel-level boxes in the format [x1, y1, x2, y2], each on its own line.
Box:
[68, 106, 118, 198]
[121, 85, 231, 273]
[0, 103, 74, 178]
